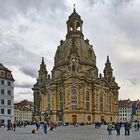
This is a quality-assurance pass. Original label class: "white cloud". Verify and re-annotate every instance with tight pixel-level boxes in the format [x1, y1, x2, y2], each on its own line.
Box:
[14, 87, 33, 103]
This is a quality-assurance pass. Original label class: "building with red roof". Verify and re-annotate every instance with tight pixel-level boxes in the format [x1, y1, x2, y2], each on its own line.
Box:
[14, 100, 33, 123]
[0, 63, 14, 125]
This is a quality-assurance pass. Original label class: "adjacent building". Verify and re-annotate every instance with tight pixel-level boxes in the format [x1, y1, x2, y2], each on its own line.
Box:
[118, 99, 139, 122]
[137, 102, 140, 121]
[0, 63, 14, 125]
[118, 99, 131, 122]
[32, 8, 120, 123]
[14, 100, 33, 123]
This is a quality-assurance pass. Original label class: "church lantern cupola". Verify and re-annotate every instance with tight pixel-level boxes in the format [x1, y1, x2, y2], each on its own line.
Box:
[66, 6, 84, 39]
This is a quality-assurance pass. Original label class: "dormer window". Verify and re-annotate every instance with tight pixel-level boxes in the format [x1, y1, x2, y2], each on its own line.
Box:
[0, 71, 5, 77]
[7, 73, 11, 78]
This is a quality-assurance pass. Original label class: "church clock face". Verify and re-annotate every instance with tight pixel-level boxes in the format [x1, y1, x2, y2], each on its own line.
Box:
[72, 58, 76, 62]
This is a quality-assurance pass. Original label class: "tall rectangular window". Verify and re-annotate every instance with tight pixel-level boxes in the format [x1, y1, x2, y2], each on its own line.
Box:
[0, 71, 5, 77]
[60, 92, 63, 110]
[1, 89, 4, 95]
[7, 90, 11, 96]
[7, 109, 11, 114]
[86, 91, 90, 110]
[1, 108, 4, 114]
[71, 89, 77, 110]
[47, 93, 50, 111]
[100, 95, 103, 112]
[86, 102, 90, 110]
[1, 80, 4, 85]
[7, 81, 11, 86]
[7, 100, 11, 105]
[1, 99, 4, 105]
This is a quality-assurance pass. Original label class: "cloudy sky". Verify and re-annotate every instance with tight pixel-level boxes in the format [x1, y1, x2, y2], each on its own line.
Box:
[0, 0, 140, 102]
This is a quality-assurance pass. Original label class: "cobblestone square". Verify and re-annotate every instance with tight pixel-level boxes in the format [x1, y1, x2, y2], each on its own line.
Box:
[0, 125, 140, 140]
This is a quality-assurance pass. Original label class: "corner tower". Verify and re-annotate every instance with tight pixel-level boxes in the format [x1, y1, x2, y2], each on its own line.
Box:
[38, 57, 48, 83]
[103, 56, 113, 82]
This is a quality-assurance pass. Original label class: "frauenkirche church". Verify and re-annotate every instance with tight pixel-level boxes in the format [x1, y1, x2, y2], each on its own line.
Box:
[32, 7, 120, 124]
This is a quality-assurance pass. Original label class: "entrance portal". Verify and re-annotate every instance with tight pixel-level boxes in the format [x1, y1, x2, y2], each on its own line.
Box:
[101, 116, 104, 123]
[72, 115, 77, 124]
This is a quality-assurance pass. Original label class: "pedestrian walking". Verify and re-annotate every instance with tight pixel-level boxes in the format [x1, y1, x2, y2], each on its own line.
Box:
[134, 123, 137, 131]
[115, 122, 121, 135]
[137, 122, 140, 131]
[107, 123, 112, 135]
[50, 122, 54, 131]
[13, 122, 16, 132]
[35, 122, 40, 130]
[44, 123, 48, 134]
[124, 121, 130, 135]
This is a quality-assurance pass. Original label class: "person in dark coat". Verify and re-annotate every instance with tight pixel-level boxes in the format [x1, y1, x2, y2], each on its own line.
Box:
[13, 122, 16, 131]
[44, 123, 48, 134]
[124, 122, 130, 135]
[137, 122, 140, 131]
[115, 122, 121, 135]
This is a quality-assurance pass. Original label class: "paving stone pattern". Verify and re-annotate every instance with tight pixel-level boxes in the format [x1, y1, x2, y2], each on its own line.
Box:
[0, 125, 140, 140]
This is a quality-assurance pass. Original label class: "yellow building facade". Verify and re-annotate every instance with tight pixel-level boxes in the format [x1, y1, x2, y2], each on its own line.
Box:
[32, 8, 120, 124]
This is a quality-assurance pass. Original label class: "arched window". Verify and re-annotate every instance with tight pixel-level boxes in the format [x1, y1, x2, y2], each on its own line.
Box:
[76, 22, 81, 31]
[60, 92, 63, 110]
[77, 26, 80, 31]
[47, 93, 50, 111]
[100, 94, 103, 112]
[87, 115, 91, 121]
[71, 89, 77, 110]
[70, 27, 74, 31]
[86, 92, 90, 100]
[86, 91, 90, 110]
[69, 23, 74, 31]
[109, 95, 111, 111]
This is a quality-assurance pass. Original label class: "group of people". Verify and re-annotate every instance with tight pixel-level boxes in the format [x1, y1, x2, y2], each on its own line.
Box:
[134, 122, 140, 131]
[107, 121, 140, 136]
[7, 122, 16, 131]
[33, 121, 56, 134]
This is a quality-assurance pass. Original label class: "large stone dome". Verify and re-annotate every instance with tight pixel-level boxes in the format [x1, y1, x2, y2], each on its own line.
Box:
[54, 8, 96, 69]
[54, 38, 96, 68]
[52, 8, 98, 80]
